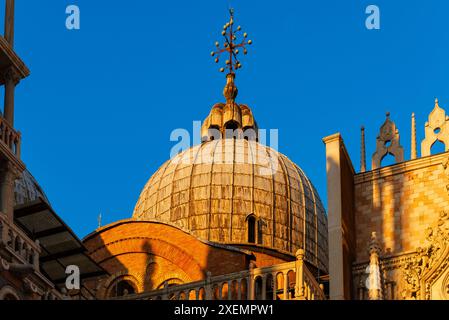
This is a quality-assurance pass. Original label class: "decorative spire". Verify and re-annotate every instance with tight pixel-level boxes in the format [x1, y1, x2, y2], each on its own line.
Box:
[372, 112, 404, 170]
[411, 113, 417, 160]
[421, 97, 449, 157]
[361, 126, 366, 173]
[367, 232, 383, 300]
[211, 8, 252, 103]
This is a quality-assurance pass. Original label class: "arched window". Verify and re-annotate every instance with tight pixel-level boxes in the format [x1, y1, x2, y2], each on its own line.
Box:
[247, 215, 256, 243]
[109, 280, 136, 298]
[243, 127, 257, 142]
[380, 152, 395, 167]
[431, 140, 445, 155]
[224, 121, 240, 139]
[157, 278, 184, 290]
[208, 125, 221, 141]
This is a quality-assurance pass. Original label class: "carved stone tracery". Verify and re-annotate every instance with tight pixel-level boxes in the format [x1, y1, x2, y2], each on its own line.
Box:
[401, 211, 449, 300]
[372, 113, 404, 169]
[421, 99, 449, 157]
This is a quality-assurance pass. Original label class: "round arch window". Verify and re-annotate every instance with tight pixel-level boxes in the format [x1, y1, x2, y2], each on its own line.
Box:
[108, 279, 136, 298]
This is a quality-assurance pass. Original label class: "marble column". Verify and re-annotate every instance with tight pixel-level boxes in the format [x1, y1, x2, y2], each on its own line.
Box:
[4, 0, 15, 46]
[0, 160, 18, 221]
[3, 68, 20, 126]
[295, 249, 305, 300]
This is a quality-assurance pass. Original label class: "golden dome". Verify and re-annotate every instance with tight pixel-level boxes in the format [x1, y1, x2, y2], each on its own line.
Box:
[133, 139, 328, 272]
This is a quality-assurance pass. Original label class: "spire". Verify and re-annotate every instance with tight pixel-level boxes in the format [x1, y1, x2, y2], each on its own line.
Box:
[361, 126, 366, 173]
[411, 113, 417, 160]
[4, 0, 15, 47]
[211, 8, 252, 104]
[421, 97, 449, 157]
[372, 112, 404, 169]
[367, 232, 383, 300]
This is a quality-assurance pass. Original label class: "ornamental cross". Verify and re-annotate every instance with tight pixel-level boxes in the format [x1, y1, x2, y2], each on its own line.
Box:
[211, 9, 253, 74]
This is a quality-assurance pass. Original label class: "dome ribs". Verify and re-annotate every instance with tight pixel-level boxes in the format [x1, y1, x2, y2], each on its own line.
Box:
[132, 141, 328, 272]
[187, 142, 208, 233]
[278, 154, 294, 253]
[207, 140, 220, 241]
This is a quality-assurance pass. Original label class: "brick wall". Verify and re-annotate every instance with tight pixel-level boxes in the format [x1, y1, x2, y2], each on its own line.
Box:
[83, 220, 253, 297]
[354, 152, 449, 262]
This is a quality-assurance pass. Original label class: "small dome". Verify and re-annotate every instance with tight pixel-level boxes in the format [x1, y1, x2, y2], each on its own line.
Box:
[15, 170, 50, 206]
[133, 139, 328, 271]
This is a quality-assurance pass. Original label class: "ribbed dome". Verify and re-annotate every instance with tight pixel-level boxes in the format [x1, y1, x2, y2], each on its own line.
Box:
[15, 170, 50, 206]
[133, 139, 328, 271]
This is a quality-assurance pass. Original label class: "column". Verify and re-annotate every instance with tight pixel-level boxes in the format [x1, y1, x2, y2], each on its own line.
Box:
[3, 68, 20, 126]
[237, 279, 242, 300]
[4, 0, 15, 46]
[33, 240, 40, 271]
[261, 275, 267, 300]
[0, 160, 18, 221]
[205, 271, 213, 300]
[295, 249, 305, 300]
[272, 273, 277, 300]
[322, 133, 349, 300]
[283, 272, 288, 300]
[248, 262, 255, 300]
[195, 289, 200, 300]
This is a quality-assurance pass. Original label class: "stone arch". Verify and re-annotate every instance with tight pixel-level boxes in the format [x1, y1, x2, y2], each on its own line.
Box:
[372, 113, 404, 169]
[0, 286, 21, 300]
[93, 237, 204, 281]
[103, 272, 141, 298]
[153, 273, 190, 290]
[422, 99, 449, 157]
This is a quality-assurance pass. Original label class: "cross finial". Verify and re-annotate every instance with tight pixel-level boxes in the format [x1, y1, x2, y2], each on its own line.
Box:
[211, 9, 253, 75]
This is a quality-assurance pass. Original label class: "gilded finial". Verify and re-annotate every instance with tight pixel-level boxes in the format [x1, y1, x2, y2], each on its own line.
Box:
[386, 112, 390, 118]
[211, 9, 252, 75]
[435, 98, 439, 107]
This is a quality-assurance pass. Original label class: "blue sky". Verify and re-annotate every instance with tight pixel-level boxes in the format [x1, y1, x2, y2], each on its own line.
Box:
[5, 0, 449, 237]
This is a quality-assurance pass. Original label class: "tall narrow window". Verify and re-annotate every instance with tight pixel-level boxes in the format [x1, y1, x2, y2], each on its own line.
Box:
[247, 216, 256, 243]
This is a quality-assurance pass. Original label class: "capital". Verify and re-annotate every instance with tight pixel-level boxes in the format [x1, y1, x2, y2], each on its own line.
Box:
[296, 248, 305, 260]
[3, 67, 21, 85]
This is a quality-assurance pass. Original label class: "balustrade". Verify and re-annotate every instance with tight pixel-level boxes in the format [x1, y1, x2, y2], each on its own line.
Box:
[0, 115, 21, 158]
[117, 249, 326, 301]
[0, 213, 40, 271]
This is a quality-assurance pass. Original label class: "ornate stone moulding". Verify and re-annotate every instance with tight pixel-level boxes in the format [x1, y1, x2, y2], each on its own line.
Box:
[401, 211, 449, 300]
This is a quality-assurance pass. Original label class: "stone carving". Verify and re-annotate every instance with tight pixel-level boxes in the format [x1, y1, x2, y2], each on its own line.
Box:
[372, 113, 404, 169]
[367, 232, 383, 300]
[401, 211, 449, 300]
[421, 99, 449, 157]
